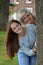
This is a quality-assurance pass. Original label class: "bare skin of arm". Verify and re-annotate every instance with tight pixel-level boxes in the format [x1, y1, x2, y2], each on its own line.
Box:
[32, 41, 37, 53]
[32, 47, 37, 53]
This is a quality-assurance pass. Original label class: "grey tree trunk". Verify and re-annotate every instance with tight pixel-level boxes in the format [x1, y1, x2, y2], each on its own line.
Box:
[0, 0, 9, 30]
[35, 0, 43, 65]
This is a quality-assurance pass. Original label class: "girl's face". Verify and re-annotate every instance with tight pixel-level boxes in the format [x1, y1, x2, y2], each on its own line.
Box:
[22, 13, 35, 24]
[10, 22, 22, 34]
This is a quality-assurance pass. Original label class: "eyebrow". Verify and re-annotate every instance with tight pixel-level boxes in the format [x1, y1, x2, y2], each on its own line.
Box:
[23, 14, 30, 19]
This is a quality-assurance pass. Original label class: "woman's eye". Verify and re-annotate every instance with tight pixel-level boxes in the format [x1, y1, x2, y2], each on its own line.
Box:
[27, 15, 30, 17]
[29, 17, 31, 20]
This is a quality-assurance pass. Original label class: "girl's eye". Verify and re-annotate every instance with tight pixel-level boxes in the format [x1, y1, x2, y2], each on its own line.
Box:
[16, 24, 19, 27]
[14, 27, 15, 30]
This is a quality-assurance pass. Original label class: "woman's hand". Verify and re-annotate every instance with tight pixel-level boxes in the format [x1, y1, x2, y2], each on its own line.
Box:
[32, 47, 37, 53]
[32, 41, 37, 53]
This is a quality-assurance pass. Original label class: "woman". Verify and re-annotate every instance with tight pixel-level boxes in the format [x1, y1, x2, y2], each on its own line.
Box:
[18, 9, 37, 65]
[6, 17, 37, 65]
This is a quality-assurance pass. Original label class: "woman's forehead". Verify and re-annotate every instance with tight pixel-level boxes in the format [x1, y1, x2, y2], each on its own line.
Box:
[23, 13, 29, 16]
[22, 13, 30, 19]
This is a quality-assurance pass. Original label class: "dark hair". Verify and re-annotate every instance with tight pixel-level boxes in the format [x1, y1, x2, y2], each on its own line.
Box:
[6, 19, 21, 59]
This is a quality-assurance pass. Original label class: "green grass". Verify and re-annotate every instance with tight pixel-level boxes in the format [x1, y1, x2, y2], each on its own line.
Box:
[0, 31, 19, 65]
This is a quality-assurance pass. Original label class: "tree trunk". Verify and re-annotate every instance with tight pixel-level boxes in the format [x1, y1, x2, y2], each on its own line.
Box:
[0, 0, 9, 30]
[35, 0, 43, 65]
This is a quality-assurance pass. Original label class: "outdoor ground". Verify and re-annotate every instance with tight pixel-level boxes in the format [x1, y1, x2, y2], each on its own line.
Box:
[0, 31, 19, 65]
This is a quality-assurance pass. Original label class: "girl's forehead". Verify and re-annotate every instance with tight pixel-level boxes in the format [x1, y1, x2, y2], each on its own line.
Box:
[11, 23, 17, 27]
[11, 22, 16, 25]
[11, 22, 19, 25]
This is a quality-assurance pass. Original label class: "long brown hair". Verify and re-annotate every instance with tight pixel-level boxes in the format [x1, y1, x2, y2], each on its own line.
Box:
[6, 19, 21, 59]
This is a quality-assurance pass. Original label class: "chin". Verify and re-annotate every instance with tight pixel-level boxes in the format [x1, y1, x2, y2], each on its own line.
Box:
[17, 31, 22, 34]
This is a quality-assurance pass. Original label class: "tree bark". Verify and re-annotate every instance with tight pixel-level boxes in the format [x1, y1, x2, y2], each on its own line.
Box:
[35, 0, 43, 65]
[0, 0, 9, 30]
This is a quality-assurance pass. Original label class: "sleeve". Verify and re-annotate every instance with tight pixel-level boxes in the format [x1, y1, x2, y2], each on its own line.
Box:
[20, 45, 36, 56]
[19, 24, 36, 56]
[27, 24, 37, 48]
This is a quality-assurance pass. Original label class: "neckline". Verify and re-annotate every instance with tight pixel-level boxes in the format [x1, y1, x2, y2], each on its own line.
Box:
[19, 26, 28, 39]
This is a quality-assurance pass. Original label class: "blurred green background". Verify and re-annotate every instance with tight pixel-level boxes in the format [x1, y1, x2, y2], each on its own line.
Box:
[0, 31, 19, 65]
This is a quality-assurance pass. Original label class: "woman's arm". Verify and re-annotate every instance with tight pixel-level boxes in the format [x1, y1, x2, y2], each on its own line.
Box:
[20, 45, 36, 56]
[32, 41, 37, 53]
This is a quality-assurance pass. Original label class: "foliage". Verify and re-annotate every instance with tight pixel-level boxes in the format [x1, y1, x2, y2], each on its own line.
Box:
[9, 4, 17, 15]
[0, 0, 9, 30]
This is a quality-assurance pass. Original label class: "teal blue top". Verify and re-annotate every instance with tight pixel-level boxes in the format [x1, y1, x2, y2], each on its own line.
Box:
[18, 24, 37, 56]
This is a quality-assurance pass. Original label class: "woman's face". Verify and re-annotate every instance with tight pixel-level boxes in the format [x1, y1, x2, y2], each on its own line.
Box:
[22, 13, 35, 24]
[10, 22, 22, 34]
